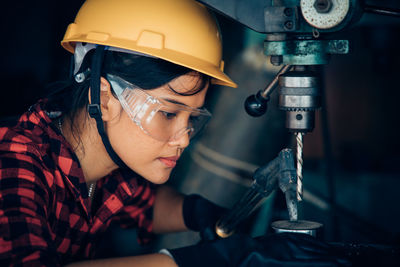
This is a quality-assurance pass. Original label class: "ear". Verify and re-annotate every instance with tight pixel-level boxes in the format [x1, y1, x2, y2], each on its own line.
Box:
[88, 77, 121, 122]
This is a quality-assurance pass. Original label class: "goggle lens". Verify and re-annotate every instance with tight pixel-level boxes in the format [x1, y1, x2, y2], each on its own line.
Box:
[108, 74, 211, 142]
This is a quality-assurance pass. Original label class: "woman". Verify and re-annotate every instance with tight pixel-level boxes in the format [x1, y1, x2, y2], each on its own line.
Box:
[0, 0, 235, 265]
[0, 0, 350, 266]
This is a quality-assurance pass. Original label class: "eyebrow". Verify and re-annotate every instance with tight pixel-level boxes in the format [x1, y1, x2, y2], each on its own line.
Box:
[162, 98, 205, 109]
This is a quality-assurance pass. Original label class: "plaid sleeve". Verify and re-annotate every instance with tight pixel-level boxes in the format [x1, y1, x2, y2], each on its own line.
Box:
[115, 170, 156, 245]
[0, 147, 60, 266]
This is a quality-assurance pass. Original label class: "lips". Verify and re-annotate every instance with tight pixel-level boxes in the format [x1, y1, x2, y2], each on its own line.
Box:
[158, 156, 180, 168]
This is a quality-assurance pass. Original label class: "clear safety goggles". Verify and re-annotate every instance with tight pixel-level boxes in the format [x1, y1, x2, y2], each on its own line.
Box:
[106, 74, 212, 142]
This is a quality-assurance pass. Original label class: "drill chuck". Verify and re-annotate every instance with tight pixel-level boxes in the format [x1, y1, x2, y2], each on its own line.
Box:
[278, 69, 321, 132]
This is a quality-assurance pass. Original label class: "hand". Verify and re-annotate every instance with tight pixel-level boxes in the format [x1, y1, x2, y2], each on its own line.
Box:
[182, 194, 227, 240]
[168, 233, 351, 267]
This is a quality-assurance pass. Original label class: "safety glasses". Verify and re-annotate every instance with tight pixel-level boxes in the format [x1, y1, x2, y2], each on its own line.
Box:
[106, 74, 211, 142]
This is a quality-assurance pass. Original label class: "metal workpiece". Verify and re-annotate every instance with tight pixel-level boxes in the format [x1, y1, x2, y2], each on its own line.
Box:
[215, 149, 297, 238]
[271, 220, 323, 237]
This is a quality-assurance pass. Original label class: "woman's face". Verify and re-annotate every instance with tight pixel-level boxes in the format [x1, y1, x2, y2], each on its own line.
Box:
[106, 72, 209, 184]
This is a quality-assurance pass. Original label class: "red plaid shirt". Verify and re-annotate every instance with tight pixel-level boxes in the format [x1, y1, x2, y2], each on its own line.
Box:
[0, 100, 156, 266]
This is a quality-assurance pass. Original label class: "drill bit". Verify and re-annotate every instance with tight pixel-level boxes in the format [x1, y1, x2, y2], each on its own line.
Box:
[296, 132, 304, 202]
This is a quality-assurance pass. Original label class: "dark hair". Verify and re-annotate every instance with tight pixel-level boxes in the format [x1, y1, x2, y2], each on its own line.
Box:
[45, 49, 210, 147]
[102, 51, 209, 94]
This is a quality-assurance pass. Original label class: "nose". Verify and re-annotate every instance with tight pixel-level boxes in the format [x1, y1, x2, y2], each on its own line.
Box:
[168, 129, 190, 149]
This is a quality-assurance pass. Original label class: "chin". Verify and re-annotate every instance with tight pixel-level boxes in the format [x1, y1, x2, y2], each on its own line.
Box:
[142, 169, 171, 185]
[149, 175, 170, 185]
[127, 161, 171, 184]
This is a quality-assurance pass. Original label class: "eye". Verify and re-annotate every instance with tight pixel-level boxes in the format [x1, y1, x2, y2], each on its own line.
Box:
[161, 111, 177, 120]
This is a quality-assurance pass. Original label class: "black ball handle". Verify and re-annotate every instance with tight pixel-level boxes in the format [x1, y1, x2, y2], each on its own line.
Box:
[244, 91, 269, 117]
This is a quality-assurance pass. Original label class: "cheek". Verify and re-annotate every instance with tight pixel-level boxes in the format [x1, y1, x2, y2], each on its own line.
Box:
[108, 112, 160, 160]
[107, 113, 172, 183]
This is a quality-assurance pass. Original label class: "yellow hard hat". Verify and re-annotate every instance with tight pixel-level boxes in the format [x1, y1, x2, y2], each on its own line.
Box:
[61, 0, 237, 88]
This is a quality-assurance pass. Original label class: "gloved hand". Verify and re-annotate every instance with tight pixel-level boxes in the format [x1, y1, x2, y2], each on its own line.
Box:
[182, 194, 227, 241]
[168, 232, 351, 267]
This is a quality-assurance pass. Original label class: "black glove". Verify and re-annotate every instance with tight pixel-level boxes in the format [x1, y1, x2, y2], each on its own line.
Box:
[182, 194, 227, 241]
[168, 232, 351, 267]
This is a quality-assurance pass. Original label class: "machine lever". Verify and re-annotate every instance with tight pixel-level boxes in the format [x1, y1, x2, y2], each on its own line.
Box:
[215, 148, 297, 238]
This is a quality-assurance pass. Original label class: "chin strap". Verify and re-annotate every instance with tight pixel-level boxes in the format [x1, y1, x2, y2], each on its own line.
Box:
[88, 45, 128, 169]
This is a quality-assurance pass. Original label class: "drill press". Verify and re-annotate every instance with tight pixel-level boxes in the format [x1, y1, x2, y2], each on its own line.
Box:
[196, 0, 400, 237]
[197, 0, 362, 237]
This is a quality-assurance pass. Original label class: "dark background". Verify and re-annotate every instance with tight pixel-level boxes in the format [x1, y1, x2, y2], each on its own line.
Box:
[1, 0, 400, 258]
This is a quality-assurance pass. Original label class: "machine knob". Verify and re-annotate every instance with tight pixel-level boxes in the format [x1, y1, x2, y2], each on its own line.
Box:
[244, 91, 269, 117]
